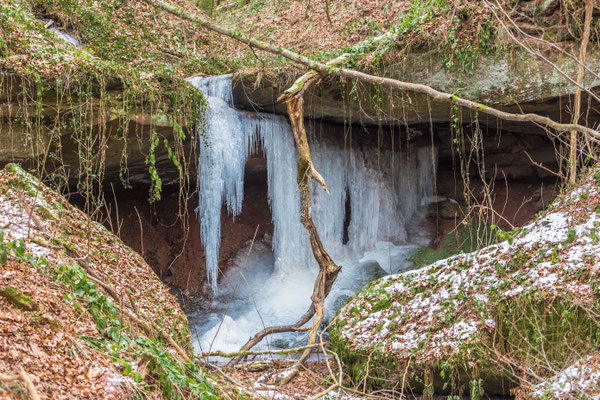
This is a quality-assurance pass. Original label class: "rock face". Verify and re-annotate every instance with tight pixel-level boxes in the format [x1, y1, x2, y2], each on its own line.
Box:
[233, 47, 600, 133]
[331, 165, 600, 398]
[0, 45, 581, 295]
[0, 76, 197, 188]
[1, 44, 590, 197]
[1, 45, 597, 187]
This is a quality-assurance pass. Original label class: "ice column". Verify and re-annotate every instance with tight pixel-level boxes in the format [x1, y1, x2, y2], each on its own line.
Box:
[189, 76, 255, 292]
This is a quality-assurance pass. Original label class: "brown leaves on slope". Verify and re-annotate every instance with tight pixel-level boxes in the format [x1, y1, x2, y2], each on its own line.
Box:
[0, 166, 189, 399]
[0, 260, 127, 400]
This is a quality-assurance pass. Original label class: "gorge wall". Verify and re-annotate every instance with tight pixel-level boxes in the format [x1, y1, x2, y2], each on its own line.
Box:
[3, 46, 592, 294]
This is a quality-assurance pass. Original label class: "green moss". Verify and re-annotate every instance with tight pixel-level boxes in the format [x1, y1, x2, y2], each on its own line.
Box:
[196, 0, 216, 14]
[411, 223, 495, 267]
[493, 297, 600, 373]
[31, 313, 62, 330]
[0, 287, 39, 311]
[1, 1, 212, 204]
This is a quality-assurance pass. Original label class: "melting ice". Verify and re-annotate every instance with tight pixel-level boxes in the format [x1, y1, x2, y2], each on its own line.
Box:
[187, 75, 437, 355]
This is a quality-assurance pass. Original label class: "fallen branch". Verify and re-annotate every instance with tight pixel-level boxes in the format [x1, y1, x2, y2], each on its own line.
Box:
[199, 342, 327, 359]
[0, 368, 41, 400]
[142, 0, 599, 139]
[275, 75, 342, 384]
[228, 66, 341, 379]
[228, 306, 314, 366]
[57, 246, 194, 364]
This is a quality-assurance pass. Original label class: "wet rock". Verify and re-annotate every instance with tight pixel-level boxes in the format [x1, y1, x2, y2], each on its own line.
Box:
[331, 290, 354, 313]
[324, 261, 388, 323]
[354, 260, 388, 290]
[432, 197, 464, 219]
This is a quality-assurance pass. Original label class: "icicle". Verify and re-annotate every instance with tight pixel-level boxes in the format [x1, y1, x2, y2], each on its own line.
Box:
[189, 76, 253, 292]
[48, 27, 82, 47]
[187, 75, 233, 105]
[258, 114, 311, 272]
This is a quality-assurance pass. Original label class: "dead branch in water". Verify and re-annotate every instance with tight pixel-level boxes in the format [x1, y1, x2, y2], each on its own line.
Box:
[275, 76, 342, 383]
[227, 76, 342, 381]
[198, 342, 326, 359]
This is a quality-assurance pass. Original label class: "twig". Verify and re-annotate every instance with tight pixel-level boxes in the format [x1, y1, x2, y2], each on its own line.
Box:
[198, 360, 262, 399]
[487, 0, 600, 82]
[133, 206, 144, 257]
[248, 44, 265, 70]
[307, 383, 341, 400]
[400, 357, 410, 396]
[524, 150, 561, 177]
[324, 0, 332, 25]
[0, 368, 41, 400]
[126, 291, 140, 315]
[471, 205, 516, 230]
[58, 246, 194, 364]
[486, 0, 600, 105]
[17, 191, 44, 230]
[198, 343, 327, 358]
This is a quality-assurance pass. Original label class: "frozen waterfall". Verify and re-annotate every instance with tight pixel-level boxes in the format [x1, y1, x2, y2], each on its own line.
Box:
[188, 75, 436, 293]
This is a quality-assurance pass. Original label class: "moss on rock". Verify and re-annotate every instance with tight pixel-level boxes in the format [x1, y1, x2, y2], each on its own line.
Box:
[0, 287, 39, 311]
[332, 165, 600, 398]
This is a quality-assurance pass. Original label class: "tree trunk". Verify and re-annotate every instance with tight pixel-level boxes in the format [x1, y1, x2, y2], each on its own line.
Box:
[568, 0, 593, 184]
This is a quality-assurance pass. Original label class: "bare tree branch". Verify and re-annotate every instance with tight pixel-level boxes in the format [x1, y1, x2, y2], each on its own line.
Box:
[141, 0, 600, 140]
[569, 0, 593, 183]
[486, 0, 600, 105]
[488, 0, 600, 82]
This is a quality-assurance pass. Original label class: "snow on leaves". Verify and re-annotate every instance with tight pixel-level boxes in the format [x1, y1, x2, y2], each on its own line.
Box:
[336, 166, 600, 397]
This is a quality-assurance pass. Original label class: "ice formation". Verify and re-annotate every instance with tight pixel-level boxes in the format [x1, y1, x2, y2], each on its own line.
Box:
[188, 75, 436, 293]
